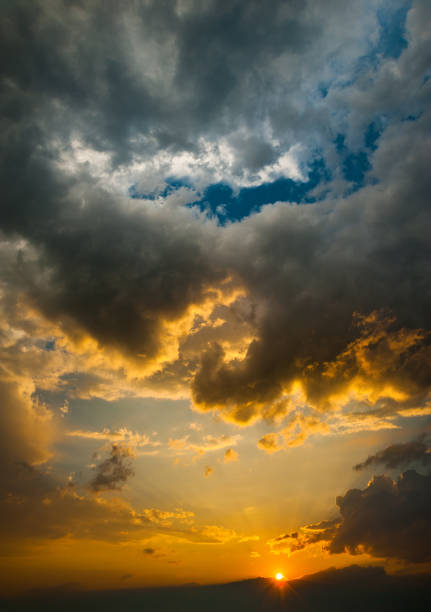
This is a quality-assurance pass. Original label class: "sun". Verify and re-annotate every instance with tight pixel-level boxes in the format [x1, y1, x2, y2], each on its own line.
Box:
[275, 572, 284, 581]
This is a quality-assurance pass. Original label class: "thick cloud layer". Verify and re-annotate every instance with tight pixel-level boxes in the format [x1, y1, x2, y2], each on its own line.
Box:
[1, 0, 430, 427]
[0, 0, 390, 174]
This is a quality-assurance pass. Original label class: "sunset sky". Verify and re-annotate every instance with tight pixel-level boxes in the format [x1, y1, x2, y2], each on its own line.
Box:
[1, 0, 431, 596]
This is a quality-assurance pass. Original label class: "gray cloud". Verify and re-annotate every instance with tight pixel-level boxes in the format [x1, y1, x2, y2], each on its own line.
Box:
[0, 0, 317, 170]
[89, 443, 135, 492]
[0, 0, 412, 184]
[0, 0, 430, 426]
[354, 436, 431, 471]
[192, 123, 431, 417]
[329, 470, 431, 563]
[270, 470, 431, 563]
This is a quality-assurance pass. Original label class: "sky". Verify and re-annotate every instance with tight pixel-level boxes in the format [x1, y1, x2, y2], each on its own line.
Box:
[1, 0, 431, 596]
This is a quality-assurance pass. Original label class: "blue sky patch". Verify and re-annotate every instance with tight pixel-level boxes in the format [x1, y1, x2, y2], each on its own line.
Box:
[364, 122, 382, 151]
[334, 122, 381, 190]
[343, 151, 371, 185]
[129, 159, 330, 224]
[376, 3, 410, 60]
[189, 158, 330, 223]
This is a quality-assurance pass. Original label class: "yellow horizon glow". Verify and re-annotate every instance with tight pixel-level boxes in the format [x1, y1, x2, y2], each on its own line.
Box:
[275, 572, 284, 581]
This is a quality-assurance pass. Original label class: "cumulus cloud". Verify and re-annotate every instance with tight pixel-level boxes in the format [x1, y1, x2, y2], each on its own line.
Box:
[257, 407, 401, 454]
[329, 470, 431, 562]
[269, 470, 431, 563]
[89, 444, 135, 493]
[0, 363, 58, 511]
[0, 378, 55, 470]
[354, 436, 431, 471]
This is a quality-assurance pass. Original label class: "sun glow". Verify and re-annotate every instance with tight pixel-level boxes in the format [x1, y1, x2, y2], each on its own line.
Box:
[275, 572, 284, 581]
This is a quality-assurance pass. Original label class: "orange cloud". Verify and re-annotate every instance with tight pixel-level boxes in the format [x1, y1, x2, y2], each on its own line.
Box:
[193, 310, 431, 429]
[67, 427, 160, 453]
[258, 433, 282, 454]
[223, 448, 238, 462]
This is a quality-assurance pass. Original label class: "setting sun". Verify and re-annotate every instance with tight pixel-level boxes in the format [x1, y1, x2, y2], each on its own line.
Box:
[275, 573, 285, 581]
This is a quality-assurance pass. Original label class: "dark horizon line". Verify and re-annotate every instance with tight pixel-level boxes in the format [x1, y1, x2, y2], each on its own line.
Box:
[8, 563, 431, 598]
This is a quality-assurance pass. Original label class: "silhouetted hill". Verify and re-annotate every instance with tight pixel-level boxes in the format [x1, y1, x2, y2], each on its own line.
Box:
[2, 565, 431, 611]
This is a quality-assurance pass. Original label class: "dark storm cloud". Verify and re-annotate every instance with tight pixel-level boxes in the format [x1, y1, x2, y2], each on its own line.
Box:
[172, 0, 314, 126]
[354, 436, 431, 471]
[1, 0, 407, 187]
[271, 470, 431, 563]
[22, 192, 222, 363]
[89, 443, 135, 492]
[192, 118, 431, 417]
[0, 0, 317, 166]
[329, 470, 431, 562]
[0, 0, 430, 423]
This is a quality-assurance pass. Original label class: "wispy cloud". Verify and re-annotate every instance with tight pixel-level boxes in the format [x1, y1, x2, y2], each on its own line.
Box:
[169, 434, 241, 456]
[67, 428, 161, 453]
